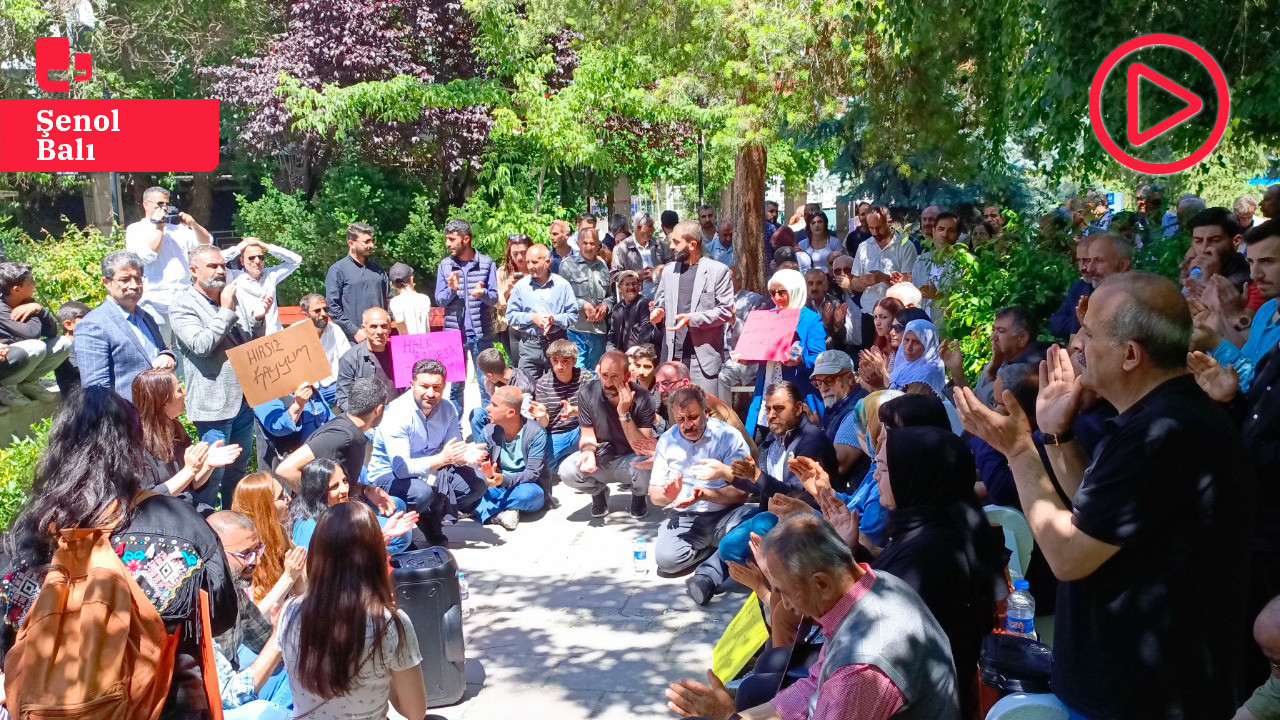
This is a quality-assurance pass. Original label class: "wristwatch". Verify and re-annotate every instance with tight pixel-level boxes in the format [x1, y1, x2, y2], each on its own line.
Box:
[1041, 429, 1075, 446]
[619, 411, 633, 422]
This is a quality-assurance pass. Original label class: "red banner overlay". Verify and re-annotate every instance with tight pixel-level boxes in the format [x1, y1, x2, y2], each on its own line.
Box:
[0, 99, 219, 172]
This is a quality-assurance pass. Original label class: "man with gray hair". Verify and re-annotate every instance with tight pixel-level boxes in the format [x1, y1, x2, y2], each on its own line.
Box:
[1165, 193, 1207, 237]
[170, 245, 263, 508]
[1235, 194, 1259, 235]
[665, 513, 960, 719]
[612, 211, 673, 299]
[956, 272, 1253, 718]
[65, 251, 176, 401]
[123, 186, 213, 344]
[1083, 233, 1133, 288]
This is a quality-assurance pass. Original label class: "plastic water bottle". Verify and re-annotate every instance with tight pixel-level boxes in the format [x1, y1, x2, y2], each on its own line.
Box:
[1004, 579, 1036, 638]
[632, 537, 649, 574]
[458, 572, 472, 619]
[1189, 267, 1204, 282]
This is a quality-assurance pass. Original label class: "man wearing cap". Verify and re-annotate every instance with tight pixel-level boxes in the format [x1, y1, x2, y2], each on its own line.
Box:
[811, 350, 866, 481]
[388, 262, 433, 335]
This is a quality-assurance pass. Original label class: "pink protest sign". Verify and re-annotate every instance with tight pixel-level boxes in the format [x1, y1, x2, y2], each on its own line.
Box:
[390, 330, 466, 387]
[732, 309, 801, 362]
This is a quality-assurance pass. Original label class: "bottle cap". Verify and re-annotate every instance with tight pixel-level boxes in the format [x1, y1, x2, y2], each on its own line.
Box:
[1014, 579, 1030, 591]
[458, 572, 467, 578]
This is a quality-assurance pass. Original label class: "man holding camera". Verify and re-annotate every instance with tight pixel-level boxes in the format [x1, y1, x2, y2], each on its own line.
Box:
[124, 186, 213, 345]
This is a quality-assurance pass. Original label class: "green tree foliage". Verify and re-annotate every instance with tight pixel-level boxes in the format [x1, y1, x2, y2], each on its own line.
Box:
[7, 222, 120, 308]
[0, 417, 50, 532]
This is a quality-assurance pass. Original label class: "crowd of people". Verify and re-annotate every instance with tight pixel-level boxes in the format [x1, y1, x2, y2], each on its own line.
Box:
[0, 181, 1277, 719]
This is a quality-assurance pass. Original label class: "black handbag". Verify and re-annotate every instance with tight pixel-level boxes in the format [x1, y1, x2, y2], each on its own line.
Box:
[978, 633, 1054, 694]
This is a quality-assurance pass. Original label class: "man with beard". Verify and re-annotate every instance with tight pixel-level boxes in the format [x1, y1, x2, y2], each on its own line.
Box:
[809, 350, 865, 482]
[369, 358, 490, 546]
[655, 360, 756, 457]
[651, 220, 735, 402]
[71, 250, 176, 401]
[649, 386, 758, 605]
[325, 222, 389, 342]
[732, 381, 838, 508]
[223, 236, 301, 335]
[171, 245, 264, 508]
[292, 293, 350, 408]
[560, 350, 658, 519]
[336, 307, 400, 412]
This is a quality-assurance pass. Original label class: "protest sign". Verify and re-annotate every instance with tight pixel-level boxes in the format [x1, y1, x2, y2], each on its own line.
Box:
[390, 330, 466, 387]
[732, 309, 800, 362]
[228, 321, 331, 407]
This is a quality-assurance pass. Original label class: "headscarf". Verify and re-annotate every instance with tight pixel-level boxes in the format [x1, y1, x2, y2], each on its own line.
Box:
[890, 318, 946, 396]
[851, 389, 904, 455]
[767, 268, 808, 310]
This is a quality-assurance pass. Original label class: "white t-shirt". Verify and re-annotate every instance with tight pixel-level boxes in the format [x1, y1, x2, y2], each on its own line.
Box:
[293, 319, 353, 386]
[123, 219, 202, 304]
[850, 234, 919, 315]
[280, 601, 422, 720]
[390, 289, 433, 335]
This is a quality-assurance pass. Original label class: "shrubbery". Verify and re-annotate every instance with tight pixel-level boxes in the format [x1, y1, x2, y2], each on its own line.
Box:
[6, 221, 120, 309]
[0, 418, 51, 531]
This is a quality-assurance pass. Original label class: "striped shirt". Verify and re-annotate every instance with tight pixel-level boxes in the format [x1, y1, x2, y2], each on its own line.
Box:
[535, 367, 594, 434]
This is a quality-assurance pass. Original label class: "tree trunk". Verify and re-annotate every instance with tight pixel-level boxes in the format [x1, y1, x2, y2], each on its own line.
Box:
[733, 142, 767, 295]
[188, 172, 214, 229]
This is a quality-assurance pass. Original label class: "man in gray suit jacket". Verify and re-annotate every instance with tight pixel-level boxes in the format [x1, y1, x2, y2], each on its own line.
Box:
[170, 245, 264, 509]
[75, 251, 176, 402]
[650, 220, 734, 403]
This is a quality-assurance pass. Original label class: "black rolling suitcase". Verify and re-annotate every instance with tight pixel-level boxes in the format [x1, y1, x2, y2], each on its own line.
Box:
[390, 547, 467, 707]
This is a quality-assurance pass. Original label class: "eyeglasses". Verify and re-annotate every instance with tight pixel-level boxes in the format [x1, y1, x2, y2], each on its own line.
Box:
[508, 234, 529, 243]
[227, 543, 265, 565]
[109, 275, 144, 287]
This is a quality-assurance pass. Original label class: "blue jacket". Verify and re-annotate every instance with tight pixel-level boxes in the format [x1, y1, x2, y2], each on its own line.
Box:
[74, 298, 173, 402]
[744, 306, 826, 430]
[1049, 279, 1093, 338]
[435, 252, 498, 341]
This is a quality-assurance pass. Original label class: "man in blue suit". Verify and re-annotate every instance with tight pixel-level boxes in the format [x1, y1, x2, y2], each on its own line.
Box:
[75, 251, 176, 401]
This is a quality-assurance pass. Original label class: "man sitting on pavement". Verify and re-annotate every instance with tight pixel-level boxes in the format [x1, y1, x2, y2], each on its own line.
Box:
[531, 338, 594, 481]
[470, 346, 537, 440]
[336, 307, 399, 412]
[475, 386, 547, 532]
[560, 350, 658, 519]
[665, 513, 961, 720]
[368, 358, 489, 546]
[655, 360, 756, 458]
[649, 386, 758, 606]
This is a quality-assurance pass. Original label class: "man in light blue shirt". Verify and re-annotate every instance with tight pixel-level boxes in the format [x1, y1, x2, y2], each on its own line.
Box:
[705, 219, 735, 266]
[648, 385, 758, 606]
[506, 244, 579, 381]
[368, 358, 489, 545]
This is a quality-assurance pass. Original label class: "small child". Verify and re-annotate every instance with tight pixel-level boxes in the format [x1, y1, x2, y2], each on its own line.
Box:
[54, 301, 89, 396]
[387, 262, 432, 335]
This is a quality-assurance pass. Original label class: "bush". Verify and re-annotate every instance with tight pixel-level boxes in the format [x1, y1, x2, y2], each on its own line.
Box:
[7, 222, 121, 309]
[0, 417, 51, 532]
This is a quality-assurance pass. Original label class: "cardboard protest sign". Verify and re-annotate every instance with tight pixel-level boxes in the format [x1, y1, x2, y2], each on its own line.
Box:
[732, 308, 800, 362]
[390, 330, 465, 387]
[228, 321, 330, 407]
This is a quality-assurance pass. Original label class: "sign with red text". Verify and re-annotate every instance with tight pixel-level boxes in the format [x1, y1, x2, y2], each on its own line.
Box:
[733, 309, 800, 362]
[390, 331, 466, 388]
[0, 99, 220, 171]
[227, 322, 331, 407]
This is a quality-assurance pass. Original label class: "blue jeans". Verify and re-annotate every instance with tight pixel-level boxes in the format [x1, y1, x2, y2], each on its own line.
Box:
[548, 428, 580, 474]
[316, 382, 337, 408]
[469, 406, 490, 442]
[193, 402, 256, 509]
[568, 331, 607, 372]
[474, 483, 546, 523]
[449, 335, 494, 430]
[236, 644, 293, 711]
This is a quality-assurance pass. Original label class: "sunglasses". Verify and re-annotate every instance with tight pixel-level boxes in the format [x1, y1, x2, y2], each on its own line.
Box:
[769, 289, 790, 296]
[832, 267, 852, 276]
[508, 234, 529, 243]
[891, 323, 906, 332]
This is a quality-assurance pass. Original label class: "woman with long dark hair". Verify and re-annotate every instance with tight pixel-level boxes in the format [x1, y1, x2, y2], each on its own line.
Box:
[279, 502, 426, 720]
[289, 458, 414, 555]
[1, 386, 237, 720]
[132, 368, 241, 499]
[496, 234, 532, 355]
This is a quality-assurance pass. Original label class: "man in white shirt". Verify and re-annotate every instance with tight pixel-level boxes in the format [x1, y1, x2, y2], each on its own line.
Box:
[123, 186, 213, 343]
[388, 262, 433, 335]
[293, 293, 351, 409]
[850, 207, 918, 349]
[223, 236, 302, 335]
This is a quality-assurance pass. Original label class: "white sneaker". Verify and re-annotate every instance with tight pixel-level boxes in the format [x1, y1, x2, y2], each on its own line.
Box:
[493, 509, 520, 531]
[0, 386, 31, 406]
[17, 382, 57, 402]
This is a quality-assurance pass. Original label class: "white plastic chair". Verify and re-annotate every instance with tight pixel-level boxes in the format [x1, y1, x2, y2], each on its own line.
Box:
[985, 505, 1033, 582]
[984, 692, 1070, 720]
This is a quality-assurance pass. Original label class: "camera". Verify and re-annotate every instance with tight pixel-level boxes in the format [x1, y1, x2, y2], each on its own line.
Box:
[158, 205, 182, 224]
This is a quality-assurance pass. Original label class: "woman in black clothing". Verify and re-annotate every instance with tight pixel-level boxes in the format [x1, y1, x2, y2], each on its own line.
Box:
[1, 386, 237, 720]
[873, 425, 1009, 718]
[132, 368, 241, 503]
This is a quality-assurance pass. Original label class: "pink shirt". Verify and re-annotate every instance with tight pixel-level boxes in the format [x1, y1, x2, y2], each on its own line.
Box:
[770, 566, 906, 720]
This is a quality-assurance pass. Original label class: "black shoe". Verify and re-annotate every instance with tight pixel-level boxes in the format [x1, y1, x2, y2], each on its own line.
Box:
[591, 492, 609, 517]
[686, 574, 715, 606]
[630, 495, 648, 518]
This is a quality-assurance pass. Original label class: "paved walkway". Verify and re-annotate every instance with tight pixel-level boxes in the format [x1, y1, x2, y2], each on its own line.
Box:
[416, 493, 746, 720]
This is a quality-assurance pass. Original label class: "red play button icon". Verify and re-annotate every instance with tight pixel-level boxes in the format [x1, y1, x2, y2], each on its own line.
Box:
[1126, 62, 1204, 147]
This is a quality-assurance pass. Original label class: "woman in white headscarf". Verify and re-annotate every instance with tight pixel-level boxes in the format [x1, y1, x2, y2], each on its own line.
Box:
[889, 318, 948, 396]
[743, 268, 827, 431]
